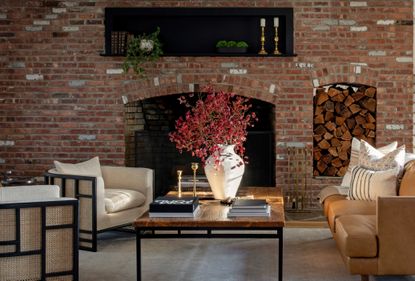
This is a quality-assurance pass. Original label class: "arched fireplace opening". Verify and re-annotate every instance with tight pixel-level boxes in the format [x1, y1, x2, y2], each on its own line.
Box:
[125, 93, 276, 197]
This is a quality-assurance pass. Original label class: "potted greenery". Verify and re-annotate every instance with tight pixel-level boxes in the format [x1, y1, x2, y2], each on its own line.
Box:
[216, 40, 249, 54]
[122, 27, 163, 76]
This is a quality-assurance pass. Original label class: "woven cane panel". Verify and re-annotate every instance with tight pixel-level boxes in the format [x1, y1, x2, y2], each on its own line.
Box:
[0, 245, 15, 254]
[0, 209, 16, 247]
[0, 255, 41, 281]
[63, 179, 76, 198]
[79, 232, 92, 240]
[79, 197, 92, 231]
[45, 205, 73, 226]
[80, 240, 93, 249]
[46, 276, 74, 281]
[45, 229, 73, 274]
[79, 180, 93, 196]
[53, 177, 63, 186]
[20, 208, 41, 252]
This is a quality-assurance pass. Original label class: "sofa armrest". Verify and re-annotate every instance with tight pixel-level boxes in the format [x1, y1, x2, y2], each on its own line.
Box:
[377, 196, 415, 275]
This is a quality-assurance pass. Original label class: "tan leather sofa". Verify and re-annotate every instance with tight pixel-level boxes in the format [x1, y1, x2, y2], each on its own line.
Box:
[322, 162, 415, 281]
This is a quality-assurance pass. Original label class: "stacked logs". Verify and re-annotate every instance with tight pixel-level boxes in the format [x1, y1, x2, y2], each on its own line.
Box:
[313, 84, 376, 176]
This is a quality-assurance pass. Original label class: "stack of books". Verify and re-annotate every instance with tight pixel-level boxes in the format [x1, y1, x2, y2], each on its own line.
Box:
[149, 196, 200, 217]
[110, 31, 130, 55]
[180, 175, 210, 190]
[227, 199, 271, 217]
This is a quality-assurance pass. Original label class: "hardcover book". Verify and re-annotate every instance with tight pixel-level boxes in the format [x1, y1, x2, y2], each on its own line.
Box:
[149, 206, 201, 218]
[231, 199, 268, 209]
[149, 196, 199, 213]
[228, 205, 271, 217]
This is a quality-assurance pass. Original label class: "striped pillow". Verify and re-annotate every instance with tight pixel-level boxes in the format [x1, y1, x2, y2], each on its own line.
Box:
[348, 166, 399, 201]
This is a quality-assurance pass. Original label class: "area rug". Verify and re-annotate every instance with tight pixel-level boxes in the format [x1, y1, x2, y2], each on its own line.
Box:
[80, 228, 415, 281]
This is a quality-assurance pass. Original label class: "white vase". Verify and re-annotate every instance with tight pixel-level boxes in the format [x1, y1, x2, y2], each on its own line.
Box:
[204, 144, 245, 200]
[139, 39, 154, 53]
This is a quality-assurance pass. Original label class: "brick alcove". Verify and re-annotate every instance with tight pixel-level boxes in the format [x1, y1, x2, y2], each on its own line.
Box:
[313, 83, 377, 177]
[124, 91, 276, 197]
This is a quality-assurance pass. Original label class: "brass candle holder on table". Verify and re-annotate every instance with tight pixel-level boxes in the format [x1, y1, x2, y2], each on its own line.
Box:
[259, 18, 267, 55]
[177, 170, 183, 198]
[191, 162, 199, 197]
[273, 17, 281, 55]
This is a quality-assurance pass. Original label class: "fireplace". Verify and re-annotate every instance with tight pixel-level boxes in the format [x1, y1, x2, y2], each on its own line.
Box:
[125, 93, 275, 197]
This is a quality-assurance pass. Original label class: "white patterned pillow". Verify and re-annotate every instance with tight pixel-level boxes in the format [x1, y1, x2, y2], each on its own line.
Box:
[341, 138, 398, 187]
[348, 166, 399, 201]
[405, 152, 415, 164]
[359, 140, 405, 172]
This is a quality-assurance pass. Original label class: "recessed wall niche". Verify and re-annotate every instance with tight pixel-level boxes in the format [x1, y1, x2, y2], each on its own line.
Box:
[313, 83, 377, 177]
[104, 7, 294, 56]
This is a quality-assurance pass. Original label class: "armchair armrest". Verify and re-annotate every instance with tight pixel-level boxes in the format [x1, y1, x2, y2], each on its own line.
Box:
[0, 198, 79, 280]
[100, 166, 154, 200]
[377, 196, 415, 275]
[44, 170, 105, 252]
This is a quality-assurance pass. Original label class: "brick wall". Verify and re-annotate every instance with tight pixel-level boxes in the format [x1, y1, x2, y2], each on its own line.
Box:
[0, 1, 413, 207]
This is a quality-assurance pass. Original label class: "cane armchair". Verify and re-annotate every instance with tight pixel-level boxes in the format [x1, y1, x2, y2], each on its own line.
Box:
[0, 185, 79, 281]
[44, 159, 154, 252]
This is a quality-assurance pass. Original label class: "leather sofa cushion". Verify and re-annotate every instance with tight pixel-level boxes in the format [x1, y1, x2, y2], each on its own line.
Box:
[104, 188, 146, 213]
[335, 215, 377, 258]
[327, 199, 376, 233]
[399, 160, 415, 196]
[323, 194, 346, 217]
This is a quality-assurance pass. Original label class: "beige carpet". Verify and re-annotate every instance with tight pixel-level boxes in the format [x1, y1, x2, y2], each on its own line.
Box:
[80, 228, 415, 281]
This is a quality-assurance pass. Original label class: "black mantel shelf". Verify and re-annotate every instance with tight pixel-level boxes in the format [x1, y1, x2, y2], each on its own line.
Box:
[99, 53, 297, 57]
[104, 7, 294, 57]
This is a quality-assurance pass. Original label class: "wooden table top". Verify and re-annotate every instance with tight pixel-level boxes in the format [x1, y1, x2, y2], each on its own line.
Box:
[134, 187, 285, 229]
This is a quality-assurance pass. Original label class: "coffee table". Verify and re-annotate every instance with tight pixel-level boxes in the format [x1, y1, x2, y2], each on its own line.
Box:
[134, 187, 285, 281]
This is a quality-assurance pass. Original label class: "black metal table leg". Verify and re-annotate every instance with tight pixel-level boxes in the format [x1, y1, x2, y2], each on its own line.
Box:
[135, 227, 283, 281]
[136, 231, 141, 281]
[278, 227, 283, 281]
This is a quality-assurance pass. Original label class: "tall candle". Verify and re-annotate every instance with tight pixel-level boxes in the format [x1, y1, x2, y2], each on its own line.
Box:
[260, 18, 266, 27]
[274, 17, 279, 27]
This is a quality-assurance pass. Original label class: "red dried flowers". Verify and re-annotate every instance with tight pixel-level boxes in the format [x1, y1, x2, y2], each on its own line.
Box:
[168, 86, 258, 167]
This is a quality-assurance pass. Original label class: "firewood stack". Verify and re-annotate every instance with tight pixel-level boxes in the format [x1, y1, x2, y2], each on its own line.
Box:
[313, 84, 376, 176]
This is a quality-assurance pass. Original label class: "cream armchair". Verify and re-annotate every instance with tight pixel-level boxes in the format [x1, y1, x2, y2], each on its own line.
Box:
[0, 185, 79, 280]
[45, 166, 154, 252]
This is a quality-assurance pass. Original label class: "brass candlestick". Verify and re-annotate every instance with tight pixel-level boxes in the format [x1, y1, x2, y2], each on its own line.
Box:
[273, 26, 281, 55]
[177, 170, 183, 197]
[259, 26, 267, 55]
[191, 162, 199, 197]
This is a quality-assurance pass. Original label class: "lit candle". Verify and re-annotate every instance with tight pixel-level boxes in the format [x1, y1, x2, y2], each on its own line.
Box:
[260, 18, 266, 27]
[274, 17, 279, 27]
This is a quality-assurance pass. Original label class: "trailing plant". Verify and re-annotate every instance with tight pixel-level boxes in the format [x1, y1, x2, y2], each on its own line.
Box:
[122, 27, 163, 76]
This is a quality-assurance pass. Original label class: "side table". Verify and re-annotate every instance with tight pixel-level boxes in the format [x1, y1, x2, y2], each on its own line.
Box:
[1, 176, 43, 187]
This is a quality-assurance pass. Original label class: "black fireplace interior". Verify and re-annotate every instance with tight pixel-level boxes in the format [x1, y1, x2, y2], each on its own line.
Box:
[134, 93, 275, 197]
